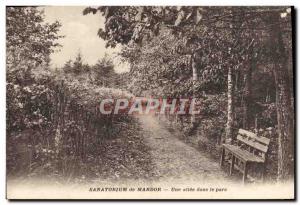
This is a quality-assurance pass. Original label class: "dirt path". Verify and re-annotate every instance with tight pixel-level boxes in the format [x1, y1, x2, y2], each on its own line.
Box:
[137, 115, 231, 184]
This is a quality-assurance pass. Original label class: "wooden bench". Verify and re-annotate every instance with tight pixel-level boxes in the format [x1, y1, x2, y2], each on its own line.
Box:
[220, 129, 270, 183]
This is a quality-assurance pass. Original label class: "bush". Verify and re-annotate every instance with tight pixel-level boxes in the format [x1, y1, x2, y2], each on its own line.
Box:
[7, 67, 133, 180]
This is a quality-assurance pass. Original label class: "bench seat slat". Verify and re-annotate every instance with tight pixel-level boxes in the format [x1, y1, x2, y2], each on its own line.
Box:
[223, 144, 265, 163]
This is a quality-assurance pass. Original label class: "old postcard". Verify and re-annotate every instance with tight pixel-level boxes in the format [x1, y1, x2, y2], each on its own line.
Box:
[6, 6, 295, 200]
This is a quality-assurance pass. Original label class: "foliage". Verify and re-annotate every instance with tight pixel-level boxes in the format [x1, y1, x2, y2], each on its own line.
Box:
[91, 54, 116, 86]
[83, 6, 204, 47]
[6, 6, 136, 181]
[91, 6, 293, 180]
[62, 52, 117, 87]
[7, 6, 294, 182]
[7, 66, 133, 178]
[6, 7, 62, 70]
[121, 28, 193, 96]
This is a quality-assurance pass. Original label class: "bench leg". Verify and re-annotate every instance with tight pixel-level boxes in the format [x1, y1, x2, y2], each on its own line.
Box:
[261, 163, 266, 182]
[242, 161, 248, 184]
[229, 155, 235, 176]
[220, 147, 225, 167]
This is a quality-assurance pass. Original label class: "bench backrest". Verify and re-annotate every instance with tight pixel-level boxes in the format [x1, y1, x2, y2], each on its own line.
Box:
[236, 129, 270, 159]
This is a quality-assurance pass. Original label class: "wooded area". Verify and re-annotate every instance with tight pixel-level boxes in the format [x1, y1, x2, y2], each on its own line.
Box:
[6, 6, 294, 185]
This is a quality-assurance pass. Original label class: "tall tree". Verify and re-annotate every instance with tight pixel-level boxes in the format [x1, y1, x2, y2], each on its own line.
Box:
[242, 57, 254, 129]
[6, 7, 62, 70]
[73, 51, 84, 75]
[92, 55, 116, 86]
[268, 10, 294, 181]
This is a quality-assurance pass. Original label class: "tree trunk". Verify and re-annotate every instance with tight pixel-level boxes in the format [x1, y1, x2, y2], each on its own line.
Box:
[269, 12, 294, 181]
[191, 53, 198, 124]
[274, 66, 294, 181]
[225, 9, 239, 143]
[225, 66, 234, 143]
[242, 57, 254, 129]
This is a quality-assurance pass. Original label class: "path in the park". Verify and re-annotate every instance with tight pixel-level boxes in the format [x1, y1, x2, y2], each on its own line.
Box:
[137, 114, 232, 185]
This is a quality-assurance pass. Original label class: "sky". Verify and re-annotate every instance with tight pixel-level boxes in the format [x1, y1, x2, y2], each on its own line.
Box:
[42, 6, 129, 73]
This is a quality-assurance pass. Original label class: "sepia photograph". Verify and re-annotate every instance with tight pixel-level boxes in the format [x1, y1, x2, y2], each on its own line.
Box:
[6, 5, 295, 200]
